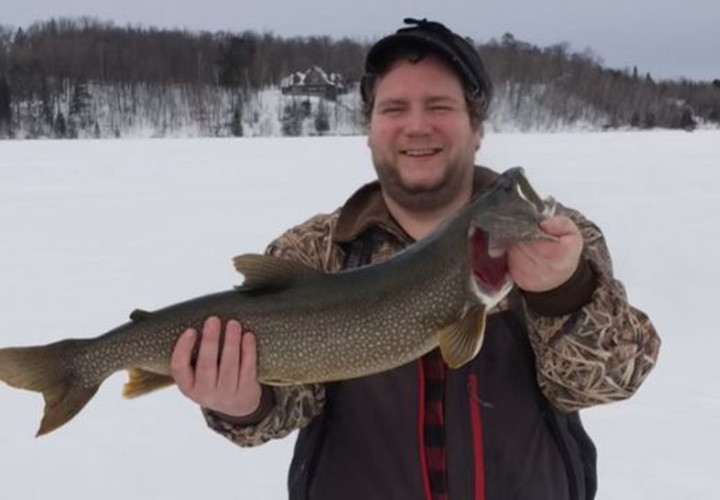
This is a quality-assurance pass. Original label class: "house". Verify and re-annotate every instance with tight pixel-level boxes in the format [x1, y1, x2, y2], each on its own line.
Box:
[281, 66, 345, 100]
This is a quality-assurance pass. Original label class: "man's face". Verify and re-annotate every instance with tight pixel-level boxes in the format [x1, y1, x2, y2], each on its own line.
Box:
[367, 55, 481, 212]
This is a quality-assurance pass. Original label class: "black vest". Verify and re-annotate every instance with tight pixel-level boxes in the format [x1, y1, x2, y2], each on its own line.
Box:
[288, 229, 597, 500]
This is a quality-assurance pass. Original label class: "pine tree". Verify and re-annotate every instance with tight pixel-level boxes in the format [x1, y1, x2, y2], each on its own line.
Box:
[679, 109, 696, 131]
[281, 101, 302, 136]
[69, 78, 92, 133]
[54, 111, 67, 138]
[0, 75, 11, 137]
[314, 101, 330, 135]
[643, 112, 656, 129]
[230, 103, 244, 137]
[40, 79, 55, 136]
[217, 35, 257, 89]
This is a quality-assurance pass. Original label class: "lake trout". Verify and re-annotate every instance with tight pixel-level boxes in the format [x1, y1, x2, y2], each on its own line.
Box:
[0, 167, 555, 436]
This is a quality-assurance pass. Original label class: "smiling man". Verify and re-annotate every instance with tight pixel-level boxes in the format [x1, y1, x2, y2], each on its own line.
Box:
[171, 18, 660, 500]
[367, 53, 480, 239]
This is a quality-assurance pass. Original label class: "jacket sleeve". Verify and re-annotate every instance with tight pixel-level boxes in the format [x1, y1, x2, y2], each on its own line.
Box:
[521, 205, 661, 412]
[203, 212, 342, 447]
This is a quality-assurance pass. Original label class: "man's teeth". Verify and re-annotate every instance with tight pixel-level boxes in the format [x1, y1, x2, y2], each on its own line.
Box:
[403, 148, 439, 156]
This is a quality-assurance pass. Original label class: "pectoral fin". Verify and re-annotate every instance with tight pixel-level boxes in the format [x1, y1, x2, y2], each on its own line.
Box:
[233, 253, 322, 290]
[123, 368, 175, 399]
[438, 306, 487, 369]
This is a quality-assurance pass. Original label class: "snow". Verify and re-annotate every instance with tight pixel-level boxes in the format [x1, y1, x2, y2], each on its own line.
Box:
[17, 80, 703, 140]
[0, 130, 718, 499]
[10, 85, 366, 140]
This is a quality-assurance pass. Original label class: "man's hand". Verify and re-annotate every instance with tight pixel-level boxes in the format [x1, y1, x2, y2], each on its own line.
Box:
[508, 215, 583, 293]
[171, 316, 262, 418]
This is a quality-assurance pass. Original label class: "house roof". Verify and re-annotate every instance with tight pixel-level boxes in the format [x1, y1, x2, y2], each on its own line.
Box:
[281, 66, 344, 88]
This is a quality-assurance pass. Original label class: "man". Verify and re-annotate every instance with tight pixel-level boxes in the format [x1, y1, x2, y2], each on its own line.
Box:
[171, 18, 660, 500]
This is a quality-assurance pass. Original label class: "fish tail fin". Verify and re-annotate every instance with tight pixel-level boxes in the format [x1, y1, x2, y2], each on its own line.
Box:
[0, 339, 101, 437]
[123, 368, 175, 399]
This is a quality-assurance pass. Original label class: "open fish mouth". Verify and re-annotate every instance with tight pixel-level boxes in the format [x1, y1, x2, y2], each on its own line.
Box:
[469, 227, 512, 302]
[465, 167, 558, 306]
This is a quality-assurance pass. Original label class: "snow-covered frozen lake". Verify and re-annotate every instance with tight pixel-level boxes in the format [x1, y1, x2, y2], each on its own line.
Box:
[1, 131, 718, 499]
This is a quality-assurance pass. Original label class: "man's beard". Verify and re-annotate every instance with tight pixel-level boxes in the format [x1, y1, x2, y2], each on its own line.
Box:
[373, 158, 474, 213]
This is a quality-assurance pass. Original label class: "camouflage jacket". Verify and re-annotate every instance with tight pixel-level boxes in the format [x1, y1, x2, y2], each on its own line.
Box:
[204, 167, 660, 447]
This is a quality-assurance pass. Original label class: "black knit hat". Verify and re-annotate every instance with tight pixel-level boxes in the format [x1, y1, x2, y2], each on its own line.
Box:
[361, 18, 493, 112]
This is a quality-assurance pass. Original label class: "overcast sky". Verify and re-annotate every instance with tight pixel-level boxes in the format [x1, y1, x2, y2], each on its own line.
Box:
[3, 0, 718, 81]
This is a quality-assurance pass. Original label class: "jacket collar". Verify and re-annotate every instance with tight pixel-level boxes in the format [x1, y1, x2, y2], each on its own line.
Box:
[333, 166, 499, 244]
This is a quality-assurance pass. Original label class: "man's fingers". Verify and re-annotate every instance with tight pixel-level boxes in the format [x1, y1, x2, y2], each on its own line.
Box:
[171, 318, 256, 415]
[171, 328, 197, 394]
[510, 241, 541, 265]
[540, 215, 578, 237]
[238, 332, 258, 389]
[217, 320, 242, 394]
[195, 316, 222, 392]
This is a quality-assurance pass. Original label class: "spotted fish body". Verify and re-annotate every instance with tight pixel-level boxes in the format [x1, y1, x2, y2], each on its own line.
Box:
[0, 167, 554, 436]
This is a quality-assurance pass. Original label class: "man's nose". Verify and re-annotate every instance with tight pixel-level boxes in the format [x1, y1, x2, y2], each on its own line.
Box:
[404, 107, 433, 135]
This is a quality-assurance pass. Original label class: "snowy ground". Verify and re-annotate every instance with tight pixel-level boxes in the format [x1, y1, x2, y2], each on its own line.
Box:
[0, 131, 718, 499]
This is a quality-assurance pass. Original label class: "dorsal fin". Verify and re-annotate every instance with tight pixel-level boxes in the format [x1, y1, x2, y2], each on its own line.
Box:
[437, 305, 487, 369]
[233, 253, 322, 290]
[129, 309, 153, 322]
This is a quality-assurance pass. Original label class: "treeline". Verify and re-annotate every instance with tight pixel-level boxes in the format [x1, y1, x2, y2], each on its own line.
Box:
[1, 18, 718, 138]
[482, 33, 718, 130]
[0, 18, 365, 87]
[0, 18, 367, 137]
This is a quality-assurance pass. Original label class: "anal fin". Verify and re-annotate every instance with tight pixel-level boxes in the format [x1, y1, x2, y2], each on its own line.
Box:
[123, 368, 175, 399]
[438, 305, 487, 369]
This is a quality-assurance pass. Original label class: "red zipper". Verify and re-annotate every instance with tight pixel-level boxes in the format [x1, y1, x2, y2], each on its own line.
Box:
[468, 374, 486, 500]
[417, 360, 433, 500]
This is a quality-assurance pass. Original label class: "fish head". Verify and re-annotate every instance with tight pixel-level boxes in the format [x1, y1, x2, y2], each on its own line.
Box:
[467, 167, 557, 306]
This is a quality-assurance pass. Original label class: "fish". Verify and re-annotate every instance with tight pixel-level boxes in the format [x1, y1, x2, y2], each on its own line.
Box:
[0, 167, 556, 436]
